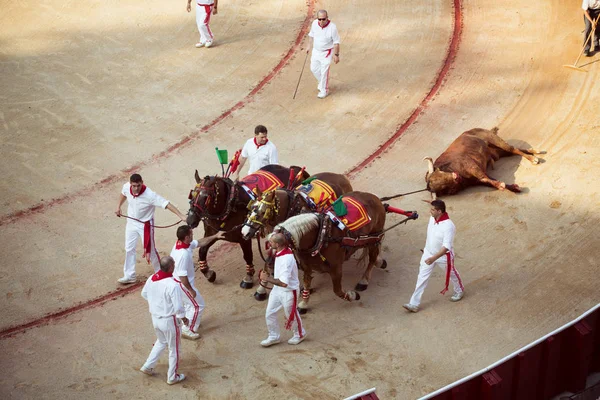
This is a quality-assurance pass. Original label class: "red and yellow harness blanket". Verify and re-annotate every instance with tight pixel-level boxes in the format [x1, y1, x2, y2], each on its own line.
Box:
[327, 196, 371, 232]
[296, 179, 337, 212]
[240, 171, 284, 199]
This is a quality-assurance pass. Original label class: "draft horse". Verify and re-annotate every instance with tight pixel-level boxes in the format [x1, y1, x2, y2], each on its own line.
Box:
[187, 164, 309, 289]
[272, 191, 388, 313]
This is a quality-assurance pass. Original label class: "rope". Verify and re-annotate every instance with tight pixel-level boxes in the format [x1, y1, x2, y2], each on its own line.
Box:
[118, 214, 183, 229]
[381, 215, 418, 234]
[379, 188, 429, 201]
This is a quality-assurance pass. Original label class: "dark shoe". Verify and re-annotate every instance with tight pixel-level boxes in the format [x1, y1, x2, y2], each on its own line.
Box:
[584, 50, 592, 57]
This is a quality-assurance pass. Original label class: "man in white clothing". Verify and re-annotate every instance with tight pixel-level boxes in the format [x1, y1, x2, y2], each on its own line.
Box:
[187, 0, 218, 48]
[171, 225, 225, 339]
[231, 125, 279, 180]
[403, 200, 464, 313]
[307, 10, 341, 99]
[140, 256, 187, 385]
[259, 232, 306, 347]
[115, 174, 187, 284]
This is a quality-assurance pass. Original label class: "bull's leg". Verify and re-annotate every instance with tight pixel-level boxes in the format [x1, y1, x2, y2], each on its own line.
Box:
[331, 263, 360, 302]
[239, 239, 255, 289]
[298, 266, 313, 314]
[355, 247, 383, 292]
[486, 134, 541, 165]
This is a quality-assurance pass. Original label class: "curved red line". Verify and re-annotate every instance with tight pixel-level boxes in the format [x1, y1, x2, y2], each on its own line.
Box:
[0, 1, 317, 228]
[0, 0, 462, 339]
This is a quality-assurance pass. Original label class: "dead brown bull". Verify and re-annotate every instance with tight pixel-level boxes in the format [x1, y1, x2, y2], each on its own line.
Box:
[424, 127, 544, 198]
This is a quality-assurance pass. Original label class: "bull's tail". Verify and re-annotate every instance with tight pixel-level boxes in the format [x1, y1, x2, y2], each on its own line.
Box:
[491, 126, 499, 135]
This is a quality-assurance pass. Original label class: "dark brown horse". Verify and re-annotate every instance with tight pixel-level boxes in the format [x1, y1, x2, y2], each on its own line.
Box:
[186, 164, 309, 289]
[240, 172, 353, 241]
[272, 191, 388, 313]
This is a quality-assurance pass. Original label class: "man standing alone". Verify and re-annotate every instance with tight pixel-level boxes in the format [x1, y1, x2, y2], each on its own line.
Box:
[307, 9, 341, 99]
[187, 0, 219, 48]
[231, 125, 278, 180]
[115, 174, 186, 284]
[171, 225, 225, 340]
[259, 232, 306, 347]
[403, 200, 464, 313]
[140, 256, 187, 385]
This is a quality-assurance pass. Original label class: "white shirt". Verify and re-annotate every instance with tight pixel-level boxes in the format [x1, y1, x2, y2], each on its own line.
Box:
[171, 240, 199, 287]
[583, 0, 600, 10]
[141, 275, 185, 318]
[121, 183, 170, 224]
[241, 138, 278, 174]
[424, 215, 456, 256]
[308, 20, 341, 52]
[198, 0, 214, 5]
[272, 248, 300, 292]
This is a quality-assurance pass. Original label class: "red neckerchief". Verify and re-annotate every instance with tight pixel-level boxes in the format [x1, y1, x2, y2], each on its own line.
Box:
[130, 184, 147, 198]
[175, 240, 191, 250]
[319, 19, 331, 29]
[254, 137, 269, 149]
[151, 270, 173, 281]
[275, 247, 293, 257]
[434, 212, 450, 224]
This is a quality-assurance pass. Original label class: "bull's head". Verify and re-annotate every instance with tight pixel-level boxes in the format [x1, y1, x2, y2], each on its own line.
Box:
[424, 157, 461, 198]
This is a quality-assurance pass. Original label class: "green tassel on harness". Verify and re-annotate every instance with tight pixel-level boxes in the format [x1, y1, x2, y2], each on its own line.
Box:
[300, 176, 318, 185]
[331, 197, 348, 216]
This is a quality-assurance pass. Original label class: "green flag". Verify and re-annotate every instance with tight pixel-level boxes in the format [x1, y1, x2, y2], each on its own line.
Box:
[332, 197, 348, 216]
[215, 148, 228, 165]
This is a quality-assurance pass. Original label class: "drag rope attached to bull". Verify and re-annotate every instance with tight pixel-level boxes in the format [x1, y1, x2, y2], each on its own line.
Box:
[118, 214, 183, 228]
[381, 215, 418, 234]
[379, 188, 429, 201]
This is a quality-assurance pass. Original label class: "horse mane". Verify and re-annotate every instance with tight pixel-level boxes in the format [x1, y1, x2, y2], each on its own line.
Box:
[275, 213, 319, 246]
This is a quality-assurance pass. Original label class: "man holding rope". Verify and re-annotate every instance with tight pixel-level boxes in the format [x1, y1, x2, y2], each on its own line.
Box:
[582, 0, 600, 57]
[171, 225, 225, 339]
[403, 200, 464, 313]
[115, 173, 187, 284]
[258, 232, 307, 347]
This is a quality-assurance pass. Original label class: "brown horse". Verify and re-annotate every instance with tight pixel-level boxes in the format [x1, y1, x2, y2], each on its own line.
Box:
[186, 164, 309, 289]
[272, 191, 388, 313]
[240, 172, 353, 241]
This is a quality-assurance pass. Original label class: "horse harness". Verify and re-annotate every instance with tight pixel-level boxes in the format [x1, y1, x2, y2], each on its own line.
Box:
[190, 177, 248, 224]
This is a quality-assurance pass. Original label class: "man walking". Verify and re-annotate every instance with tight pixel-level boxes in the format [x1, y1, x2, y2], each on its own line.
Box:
[403, 200, 464, 313]
[187, 0, 219, 48]
[307, 9, 341, 99]
[140, 256, 187, 385]
[115, 174, 187, 284]
[259, 232, 306, 347]
[231, 125, 278, 180]
[171, 225, 225, 340]
[582, 0, 600, 57]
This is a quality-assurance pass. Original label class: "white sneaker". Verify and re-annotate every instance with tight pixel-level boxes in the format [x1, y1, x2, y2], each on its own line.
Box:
[117, 277, 136, 284]
[195, 42, 206, 48]
[260, 337, 281, 347]
[403, 303, 419, 313]
[288, 333, 307, 345]
[204, 41, 213, 48]
[167, 373, 186, 385]
[182, 326, 200, 340]
[140, 366, 154, 376]
[317, 92, 327, 99]
[450, 292, 464, 302]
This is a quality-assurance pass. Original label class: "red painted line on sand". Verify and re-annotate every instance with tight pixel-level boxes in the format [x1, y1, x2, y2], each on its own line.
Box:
[0, 0, 463, 339]
[347, 0, 462, 177]
[0, 1, 317, 228]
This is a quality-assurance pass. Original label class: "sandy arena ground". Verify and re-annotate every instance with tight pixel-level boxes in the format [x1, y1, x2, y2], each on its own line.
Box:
[1, 0, 600, 398]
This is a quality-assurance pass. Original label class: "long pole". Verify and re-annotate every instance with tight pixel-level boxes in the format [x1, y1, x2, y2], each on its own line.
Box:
[293, 51, 310, 99]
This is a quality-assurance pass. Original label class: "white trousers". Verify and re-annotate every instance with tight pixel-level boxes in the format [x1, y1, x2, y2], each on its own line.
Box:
[265, 288, 305, 340]
[142, 315, 182, 383]
[310, 49, 333, 95]
[123, 220, 160, 280]
[409, 251, 464, 306]
[196, 4, 214, 44]
[179, 282, 205, 333]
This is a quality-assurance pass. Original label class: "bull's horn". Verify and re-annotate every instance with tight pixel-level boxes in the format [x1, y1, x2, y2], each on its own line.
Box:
[423, 157, 434, 175]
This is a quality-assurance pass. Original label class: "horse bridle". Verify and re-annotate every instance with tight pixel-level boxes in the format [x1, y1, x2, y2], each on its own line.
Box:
[189, 176, 239, 221]
[242, 193, 279, 238]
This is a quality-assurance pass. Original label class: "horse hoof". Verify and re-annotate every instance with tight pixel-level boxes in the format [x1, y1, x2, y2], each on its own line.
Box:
[355, 283, 368, 292]
[240, 280, 253, 289]
[298, 308, 308, 315]
[206, 271, 216, 283]
[355, 292, 361, 301]
[254, 292, 267, 301]
[380, 259, 388, 269]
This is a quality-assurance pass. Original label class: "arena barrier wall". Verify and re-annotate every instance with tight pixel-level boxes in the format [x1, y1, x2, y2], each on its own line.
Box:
[418, 303, 600, 400]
